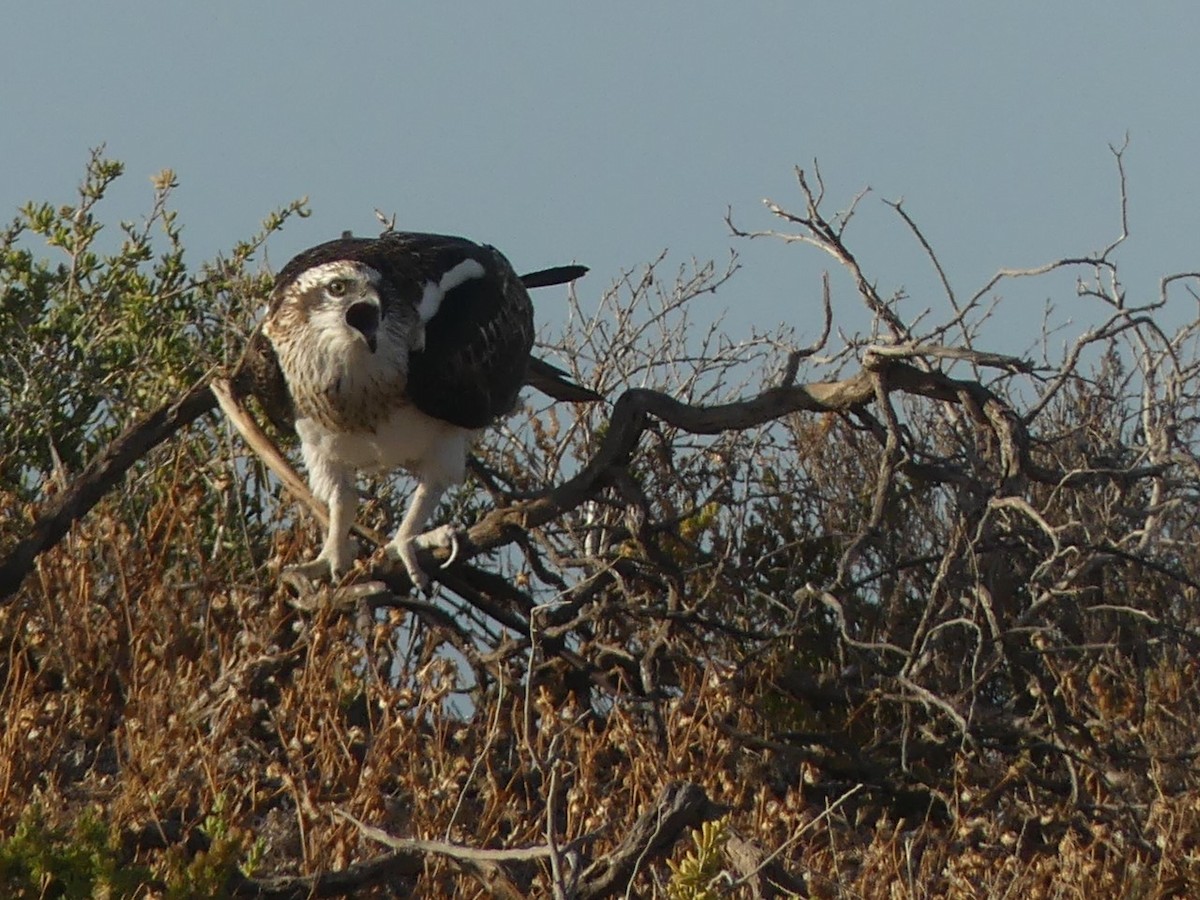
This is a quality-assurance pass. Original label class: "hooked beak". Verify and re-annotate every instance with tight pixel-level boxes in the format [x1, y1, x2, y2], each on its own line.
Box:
[345, 300, 381, 353]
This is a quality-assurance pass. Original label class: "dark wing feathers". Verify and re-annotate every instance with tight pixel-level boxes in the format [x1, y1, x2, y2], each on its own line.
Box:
[234, 327, 295, 434]
[519, 264, 588, 289]
[405, 242, 535, 428]
[525, 356, 603, 403]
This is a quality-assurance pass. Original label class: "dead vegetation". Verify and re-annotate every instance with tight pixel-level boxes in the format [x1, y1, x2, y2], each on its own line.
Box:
[4, 147, 1200, 897]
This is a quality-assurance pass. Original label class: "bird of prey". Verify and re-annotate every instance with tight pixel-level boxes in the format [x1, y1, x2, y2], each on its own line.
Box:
[263, 231, 565, 591]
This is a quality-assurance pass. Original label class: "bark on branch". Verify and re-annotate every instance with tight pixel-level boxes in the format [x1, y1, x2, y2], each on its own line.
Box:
[2, 310, 1142, 605]
[226, 781, 720, 899]
[575, 781, 725, 899]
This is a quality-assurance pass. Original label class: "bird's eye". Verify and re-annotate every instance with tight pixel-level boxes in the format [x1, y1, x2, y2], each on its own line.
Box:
[327, 279, 348, 297]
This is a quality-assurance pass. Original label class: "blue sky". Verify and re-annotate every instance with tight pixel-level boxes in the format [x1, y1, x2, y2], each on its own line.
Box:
[4, 3, 1199, 356]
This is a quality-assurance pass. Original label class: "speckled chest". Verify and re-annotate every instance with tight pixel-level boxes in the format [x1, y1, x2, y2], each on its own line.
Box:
[271, 328, 411, 434]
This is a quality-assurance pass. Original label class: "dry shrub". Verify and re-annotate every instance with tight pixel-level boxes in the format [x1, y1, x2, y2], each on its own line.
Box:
[4, 149, 1200, 897]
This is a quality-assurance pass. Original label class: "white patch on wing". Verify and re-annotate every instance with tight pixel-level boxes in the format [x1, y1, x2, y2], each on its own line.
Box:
[415, 258, 486, 324]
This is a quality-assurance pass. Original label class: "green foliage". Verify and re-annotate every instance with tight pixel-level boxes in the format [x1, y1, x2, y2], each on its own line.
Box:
[666, 816, 731, 900]
[160, 794, 265, 900]
[0, 806, 152, 899]
[0, 798, 266, 900]
[0, 148, 309, 586]
[0, 146, 307, 500]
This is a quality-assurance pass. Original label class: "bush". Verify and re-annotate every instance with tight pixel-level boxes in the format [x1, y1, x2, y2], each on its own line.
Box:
[4, 148, 1200, 897]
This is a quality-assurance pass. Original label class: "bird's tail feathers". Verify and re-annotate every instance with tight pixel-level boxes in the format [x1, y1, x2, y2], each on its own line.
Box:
[520, 265, 589, 289]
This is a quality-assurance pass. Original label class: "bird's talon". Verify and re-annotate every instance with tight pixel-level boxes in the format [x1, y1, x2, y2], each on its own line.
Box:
[283, 558, 334, 582]
[280, 559, 335, 598]
[439, 529, 463, 570]
[385, 526, 464, 591]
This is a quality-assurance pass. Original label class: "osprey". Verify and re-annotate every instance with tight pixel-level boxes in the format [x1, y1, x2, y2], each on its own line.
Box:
[263, 231, 540, 591]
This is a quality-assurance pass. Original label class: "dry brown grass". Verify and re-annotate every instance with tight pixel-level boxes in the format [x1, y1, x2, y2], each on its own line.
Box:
[7, 153, 1200, 898]
[6, 463, 1200, 898]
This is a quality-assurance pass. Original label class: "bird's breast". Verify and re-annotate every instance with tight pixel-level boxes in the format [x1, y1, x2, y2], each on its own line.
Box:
[296, 404, 475, 482]
[274, 333, 409, 433]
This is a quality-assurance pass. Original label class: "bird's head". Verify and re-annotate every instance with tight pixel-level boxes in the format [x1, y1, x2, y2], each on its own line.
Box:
[265, 260, 390, 354]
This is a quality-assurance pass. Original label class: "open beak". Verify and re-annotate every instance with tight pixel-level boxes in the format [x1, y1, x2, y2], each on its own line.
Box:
[345, 301, 381, 353]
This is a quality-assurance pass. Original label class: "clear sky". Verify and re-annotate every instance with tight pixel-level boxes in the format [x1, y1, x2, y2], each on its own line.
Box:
[4, 3, 1199, 357]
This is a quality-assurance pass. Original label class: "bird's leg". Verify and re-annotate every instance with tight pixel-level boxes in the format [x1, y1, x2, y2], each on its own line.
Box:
[286, 457, 357, 583]
[386, 479, 459, 592]
[317, 468, 358, 574]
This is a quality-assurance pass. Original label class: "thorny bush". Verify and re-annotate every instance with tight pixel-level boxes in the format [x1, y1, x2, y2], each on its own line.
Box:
[3, 148, 1200, 897]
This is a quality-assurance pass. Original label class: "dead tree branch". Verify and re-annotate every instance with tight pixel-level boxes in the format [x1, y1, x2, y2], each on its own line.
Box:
[229, 782, 720, 900]
[575, 782, 725, 899]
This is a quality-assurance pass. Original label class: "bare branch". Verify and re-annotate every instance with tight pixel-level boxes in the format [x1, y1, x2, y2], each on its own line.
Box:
[575, 782, 724, 900]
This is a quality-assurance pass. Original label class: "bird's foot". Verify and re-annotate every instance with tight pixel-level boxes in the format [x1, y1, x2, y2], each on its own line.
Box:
[280, 557, 387, 611]
[280, 557, 337, 595]
[386, 525, 463, 593]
